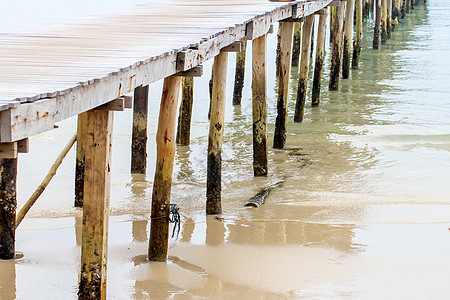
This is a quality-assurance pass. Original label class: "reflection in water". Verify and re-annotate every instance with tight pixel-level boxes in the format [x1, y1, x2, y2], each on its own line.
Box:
[0, 260, 15, 299]
[205, 216, 226, 246]
[132, 220, 148, 243]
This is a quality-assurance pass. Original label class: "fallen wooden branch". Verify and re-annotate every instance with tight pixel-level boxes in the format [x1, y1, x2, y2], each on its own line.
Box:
[15, 133, 77, 228]
[245, 181, 284, 207]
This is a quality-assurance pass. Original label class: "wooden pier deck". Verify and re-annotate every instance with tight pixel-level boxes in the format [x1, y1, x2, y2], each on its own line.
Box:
[0, 0, 330, 142]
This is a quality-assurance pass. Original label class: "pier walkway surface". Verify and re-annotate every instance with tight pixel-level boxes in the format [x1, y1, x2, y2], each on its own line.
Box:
[0, 0, 329, 142]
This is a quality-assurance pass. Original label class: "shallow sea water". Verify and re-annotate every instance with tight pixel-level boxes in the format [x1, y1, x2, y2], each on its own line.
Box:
[1, 1, 450, 299]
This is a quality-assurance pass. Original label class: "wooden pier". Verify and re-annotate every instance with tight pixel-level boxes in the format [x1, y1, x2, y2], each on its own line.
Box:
[0, 0, 426, 298]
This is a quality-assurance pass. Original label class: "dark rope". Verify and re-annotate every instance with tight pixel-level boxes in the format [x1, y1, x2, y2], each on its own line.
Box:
[168, 204, 181, 239]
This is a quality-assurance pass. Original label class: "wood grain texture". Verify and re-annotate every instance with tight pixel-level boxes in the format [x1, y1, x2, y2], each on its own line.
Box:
[79, 109, 113, 299]
[0, 0, 332, 142]
[148, 76, 182, 261]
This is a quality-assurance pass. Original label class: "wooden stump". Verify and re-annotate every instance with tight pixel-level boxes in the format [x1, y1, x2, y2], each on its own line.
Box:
[373, 0, 382, 49]
[311, 12, 328, 106]
[233, 38, 247, 105]
[78, 109, 114, 300]
[342, 0, 355, 79]
[75, 112, 88, 207]
[291, 22, 302, 67]
[273, 22, 294, 149]
[252, 34, 268, 176]
[294, 15, 314, 123]
[0, 158, 17, 260]
[176, 77, 194, 145]
[148, 76, 182, 261]
[131, 85, 149, 174]
[207, 51, 228, 214]
[353, 0, 363, 68]
[329, 3, 346, 91]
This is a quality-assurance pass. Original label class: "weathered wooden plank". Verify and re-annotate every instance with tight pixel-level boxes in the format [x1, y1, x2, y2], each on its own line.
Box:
[294, 14, 314, 123]
[131, 85, 149, 174]
[78, 109, 113, 299]
[176, 77, 194, 146]
[342, 0, 355, 79]
[148, 76, 182, 261]
[0, 158, 17, 259]
[273, 21, 294, 149]
[207, 51, 228, 214]
[0, 0, 334, 142]
[252, 34, 268, 176]
[329, 2, 346, 91]
[233, 38, 247, 105]
[0, 143, 17, 159]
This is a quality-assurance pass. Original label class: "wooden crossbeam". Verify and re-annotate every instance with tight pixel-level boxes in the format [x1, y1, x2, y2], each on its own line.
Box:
[95, 96, 132, 112]
[174, 66, 203, 77]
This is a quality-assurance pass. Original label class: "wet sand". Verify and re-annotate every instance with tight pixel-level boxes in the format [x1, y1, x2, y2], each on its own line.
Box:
[2, 2, 450, 299]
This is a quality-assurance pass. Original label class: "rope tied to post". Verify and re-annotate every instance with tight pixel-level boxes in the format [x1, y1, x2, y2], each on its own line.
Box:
[168, 204, 181, 239]
[151, 203, 181, 240]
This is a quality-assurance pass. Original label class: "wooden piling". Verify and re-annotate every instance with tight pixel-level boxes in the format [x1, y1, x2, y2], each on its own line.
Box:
[131, 85, 149, 174]
[406, 0, 410, 14]
[78, 109, 114, 300]
[353, 0, 363, 69]
[252, 34, 268, 176]
[311, 12, 327, 106]
[176, 77, 194, 145]
[329, 3, 346, 91]
[294, 15, 314, 123]
[329, 6, 336, 43]
[342, 0, 356, 79]
[373, 0, 382, 49]
[387, 0, 392, 38]
[232, 38, 247, 105]
[273, 22, 294, 149]
[0, 158, 17, 260]
[381, 0, 388, 44]
[75, 112, 88, 207]
[276, 25, 281, 77]
[148, 76, 182, 261]
[291, 22, 302, 68]
[207, 51, 228, 214]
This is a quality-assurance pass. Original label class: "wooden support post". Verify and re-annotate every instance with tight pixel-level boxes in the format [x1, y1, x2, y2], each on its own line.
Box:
[206, 51, 228, 214]
[373, 0, 382, 49]
[410, 0, 414, 9]
[381, 0, 388, 44]
[276, 25, 282, 77]
[294, 15, 314, 123]
[75, 112, 88, 207]
[291, 22, 302, 67]
[252, 34, 268, 177]
[273, 22, 294, 149]
[78, 109, 114, 300]
[329, 6, 336, 43]
[148, 76, 182, 261]
[0, 158, 17, 260]
[342, 0, 355, 79]
[131, 85, 149, 174]
[406, 0, 410, 14]
[353, 0, 363, 69]
[387, 0, 392, 38]
[233, 38, 247, 105]
[311, 12, 328, 106]
[310, 18, 315, 59]
[176, 77, 194, 145]
[329, 3, 346, 91]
